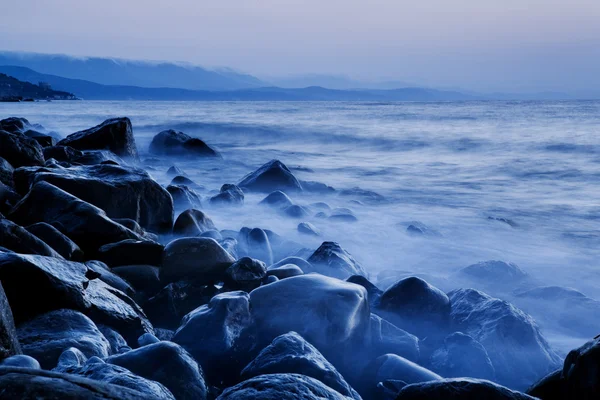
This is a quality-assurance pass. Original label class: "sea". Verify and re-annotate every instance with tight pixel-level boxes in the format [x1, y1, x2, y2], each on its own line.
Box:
[2, 100, 600, 353]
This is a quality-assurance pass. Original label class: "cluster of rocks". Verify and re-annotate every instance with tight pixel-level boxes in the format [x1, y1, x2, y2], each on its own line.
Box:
[0, 116, 598, 400]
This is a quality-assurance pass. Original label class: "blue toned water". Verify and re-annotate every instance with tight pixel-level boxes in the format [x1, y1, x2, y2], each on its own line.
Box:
[2, 100, 600, 350]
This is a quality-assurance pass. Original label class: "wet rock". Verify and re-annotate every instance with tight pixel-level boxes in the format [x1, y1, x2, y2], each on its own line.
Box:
[224, 257, 267, 291]
[0, 130, 45, 168]
[167, 184, 202, 210]
[17, 309, 111, 369]
[267, 263, 304, 279]
[367, 314, 420, 362]
[259, 190, 293, 209]
[149, 129, 220, 158]
[553, 336, 600, 399]
[395, 378, 537, 399]
[457, 260, 529, 285]
[0, 157, 14, 187]
[0, 367, 153, 399]
[0, 282, 21, 360]
[217, 373, 349, 400]
[26, 222, 84, 261]
[57, 117, 139, 161]
[269, 256, 314, 272]
[0, 117, 30, 134]
[329, 208, 358, 223]
[298, 222, 321, 236]
[448, 288, 561, 389]
[200, 229, 222, 240]
[0, 218, 63, 258]
[167, 166, 184, 176]
[238, 160, 302, 193]
[239, 227, 273, 265]
[377, 277, 450, 338]
[306, 241, 368, 280]
[98, 325, 130, 355]
[85, 260, 135, 297]
[0, 355, 40, 369]
[430, 332, 495, 380]
[98, 239, 164, 267]
[170, 175, 202, 188]
[210, 184, 244, 206]
[242, 331, 360, 399]
[172, 209, 215, 236]
[113, 265, 162, 301]
[220, 237, 238, 258]
[14, 164, 174, 233]
[9, 181, 141, 254]
[283, 204, 310, 218]
[138, 333, 160, 347]
[42, 145, 84, 163]
[23, 129, 56, 147]
[161, 237, 235, 285]
[76, 150, 125, 165]
[347, 275, 383, 307]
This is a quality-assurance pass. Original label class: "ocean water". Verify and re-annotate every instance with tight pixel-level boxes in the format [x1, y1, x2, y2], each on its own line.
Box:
[2, 100, 600, 353]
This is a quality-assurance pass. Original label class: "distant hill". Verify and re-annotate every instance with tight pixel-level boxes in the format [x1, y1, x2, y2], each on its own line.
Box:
[0, 72, 76, 101]
[267, 73, 415, 90]
[0, 51, 264, 91]
[0, 66, 477, 101]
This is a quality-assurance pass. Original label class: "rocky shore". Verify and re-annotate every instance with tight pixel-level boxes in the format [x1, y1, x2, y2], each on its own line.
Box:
[0, 116, 598, 399]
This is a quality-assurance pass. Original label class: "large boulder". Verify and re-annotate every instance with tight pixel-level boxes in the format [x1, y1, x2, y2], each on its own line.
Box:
[306, 242, 368, 280]
[367, 314, 419, 362]
[376, 277, 450, 339]
[448, 288, 561, 389]
[97, 239, 164, 267]
[161, 237, 235, 285]
[108, 341, 208, 400]
[238, 160, 302, 193]
[430, 332, 495, 380]
[395, 378, 537, 400]
[172, 209, 216, 236]
[259, 190, 293, 209]
[23, 129, 56, 147]
[17, 309, 111, 369]
[113, 265, 162, 301]
[14, 164, 173, 233]
[149, 130, 220, 157]
[223, 257, 267, 292]
[241, 332, 361, 399]
[210, 184, 244, 206]
[0, 282, 21, 360]
[26, 222, 84, 261]
[0, 130, 45, 168]
[167, 184, 202, 210]
[42, 145, 84, 163]
[0, 355, 39, 369]
[0, 367, 155, 399]
[85, 260, 135, 297]
[0, 218, 63, 258]
[556, 336, 600, 399]
[9, 181, 142, 254]
[0, 117, 30, 134]
[57, 118, 139, 161]
[0, 157, 13, 187]
[238, 227, 274, 265]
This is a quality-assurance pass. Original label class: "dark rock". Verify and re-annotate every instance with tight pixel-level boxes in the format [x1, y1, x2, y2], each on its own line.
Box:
[368, 314, 420, 362]
[167, 166, 184, 176]
[26, 222, 84, 261]
[210, 184, 244, 206]
[200, 229, 222, 240]
[9, 181, 141, 254]
[329, 208, 358, 223]
[298, 222, 321, 236]
[23, 129, 56, 147]
[457, 260, 529, 285]
[98, 239, 164, 267]
[0, 355, 39, 369]
[161, 237, 235, 285]
[0, 282, 21, 360]
[98, 325, 130, 354]
[238, 160, 302, 193]
[113, 265, 162, 301]
[300, 180, 336, 194]
[0, 157, 14, 187]
[149, 129, 220, 158]
[17, 309, 111, 369]
[173, 209, 215, 236]
[395, 378, 537, 399]
[0, 130, 45, 168]
[138, 333, 160, 346]
[347, 275, 383, 307]
[224, 257, 267, 291]
[558, 336, 600, 399]
[145, 281, 218, 329]
[306, 241, 368, 280]
[76, 150, 125, 165]
[526, 369, 564, 400]
[448, 288, 561, 389]
[170, 175, 201, 188]
[167, 184, 202, 210]
[0, 367, 154, 399]
[377, 277, 450, 338]
[238, 227, 273, 265]
[269, 256, 313, 272]
[0, 117, 30, 134]
[259, 190, 293, 209]
[267, 264, 304, 279]
[283, 204, 310, 218]
[85, 260, 135, 297]
[430, 332, 495, 380]
[0, 218, 63, 258]
[42, 145, 84, 163]
[14, 164, 174, 233]
[57, 118, 139, 161]
[0, 182, 21, 215]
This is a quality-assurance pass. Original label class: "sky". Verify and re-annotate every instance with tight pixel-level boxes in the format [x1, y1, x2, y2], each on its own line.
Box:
[1, 0, 600, 93]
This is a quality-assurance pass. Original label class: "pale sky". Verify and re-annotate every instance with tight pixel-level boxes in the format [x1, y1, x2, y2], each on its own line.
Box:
[1, 0, 600, 93]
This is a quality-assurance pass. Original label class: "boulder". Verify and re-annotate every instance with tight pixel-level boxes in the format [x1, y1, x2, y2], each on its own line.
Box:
[259, 190, 293, 208]
[167, 184, 202, 210]
[138, 333, 160, 347]
[283, 204, 310, 218]
[76, 150, 125, 165]
[377, 277, 450, 338]
[23, 129, 56, 147]
[0, 367, 154, 399]
[201, 229, 222, 240]
[216, 373, 350, 400]
[329, 208, 358, 223]
[347, 275, 383, 307]
[210, 184, 244, 206]
[525, 369, 563, 400]
[14, 164, 174, 233]
[241, 332, 361, 399]
[0, 282, 21, 360]
[306, 242, 368, 280]
[9, 181, 141, 254]
[269, 256, 313, 272]
[0, 157, 14, 187]
[97, 325, 130, 355]
[368, 314, 419, 362]
[172, 209, 215, 236]
[161, 237, 235, 285]
[85, 260, 135, 297]
[113, 265, 162, 300]
[42, 145, 84, 163]
[109, 341, 208, 400]
[0, 218, 63, 258]
[224, 257, 267, 292]
[430, 332, 495, 380]
[0, 130, 45, 168]
[238, 160, 302, 193]
[298, 222, 321, 236]
[395, 378, 537, 400]
[97, 239, 164, 267]
[457, 260, 529, 285]
[26, 222, 84, 261]
[0, 117, 30, 134]
[149, 130, 220, 157]
[0, 355, 39, 369]
[239, 227, 273, 265]
[0, 182, 20, 215]
[167, 166, 185, 176]
[57, 118, 139, 161]
[17, 309, 111, 369]
[405, 222, 442, 237]
[170, 175, 202, 188]
[557, 336, 600, 399]
[448, 288, 561, 389]
[267, 263, 304, 280]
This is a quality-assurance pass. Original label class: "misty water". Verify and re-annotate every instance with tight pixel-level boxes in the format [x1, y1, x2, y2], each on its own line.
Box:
[3, 99, 600, 356]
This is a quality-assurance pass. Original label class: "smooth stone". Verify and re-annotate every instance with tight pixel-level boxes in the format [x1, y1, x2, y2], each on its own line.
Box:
[457, 260, 529, 285]
[98, 325, 130, 355]
[210, 184, 244, 206]
[224, 257, 267, 292]
[26, 222, 84, 261]
[367, 314, 420, 362]
[241, 227, 274, 265]
[0, 355, 40, 369]
[0, 117, 31, 134]
[347, 275, 383, 307]
[269, 256, 313, 272]
[172, 209, 215, 236]
[167, 166, 184, 176]
[306, 241, 368, 280]
[170, 175, 198, 187]
[23, 129, 56, 147]
[238, 160, 302, 193]
[97, 239, 164, 267]
[200, 229, 223, 240]
[430, 332, 495, 380]
[112, 265, 162, 301]
[283, 204, 310, 218]
[149, 129, 220, 158]
[298, 222, 321, 236]
[396, 378, 537, 400]
[167, 185, 202, 210]
[267, 263, 304, 279]
[259, 190, 293, 208]
[138, 333, 160, 347]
